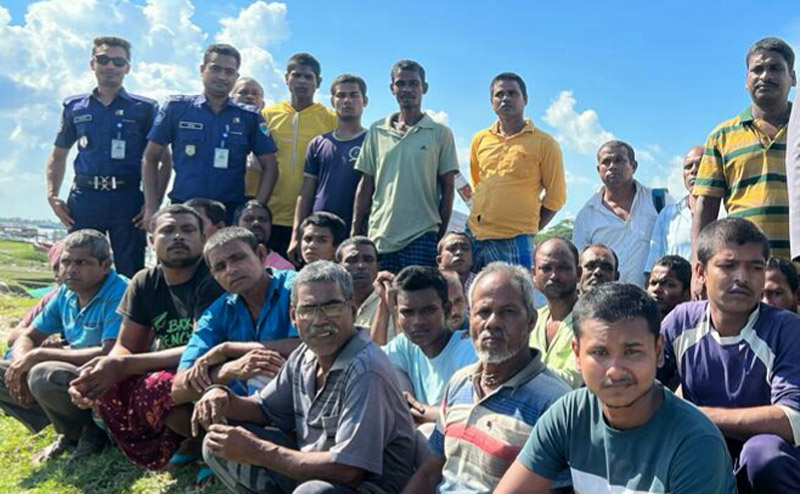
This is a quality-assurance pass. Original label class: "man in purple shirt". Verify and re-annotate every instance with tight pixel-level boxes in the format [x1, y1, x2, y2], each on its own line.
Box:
[659, 218, 800, 493]
[287, 74, 368, 263]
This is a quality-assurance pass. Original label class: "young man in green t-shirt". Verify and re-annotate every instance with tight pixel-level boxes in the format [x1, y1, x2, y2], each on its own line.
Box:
[496, 283, 736, 494]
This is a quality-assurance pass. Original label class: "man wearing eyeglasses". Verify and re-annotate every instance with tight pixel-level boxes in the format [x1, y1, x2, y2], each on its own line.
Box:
[194, 261, 416, 494]
[142, 44, 280, 227]
[45, 36, 166, 278]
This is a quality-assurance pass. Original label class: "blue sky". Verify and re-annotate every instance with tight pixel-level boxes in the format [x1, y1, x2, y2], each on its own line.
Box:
[0, 0, 798, 224]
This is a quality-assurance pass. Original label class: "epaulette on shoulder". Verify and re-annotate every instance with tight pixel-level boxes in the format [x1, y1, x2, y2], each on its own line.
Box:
[127, 93, 158, 105]
[166, 94, 196, 103]
[63, 93, 89, 105]
[234, 102, 261, 114]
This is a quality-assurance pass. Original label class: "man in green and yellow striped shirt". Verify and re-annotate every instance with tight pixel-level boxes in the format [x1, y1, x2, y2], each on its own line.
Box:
[692, 37, 797, 263]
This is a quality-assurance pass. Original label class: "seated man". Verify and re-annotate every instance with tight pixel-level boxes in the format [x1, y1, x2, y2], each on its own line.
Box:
[402, 262, 571, 494]
[171, 227, 300, 405]
[0, 230, 128, 461]
[195, 261, 416, 493]
[335, 236, 397, 342]
[440, 270, 467, 330]
[300, 211, 347, 265]
[67, 205, 225, 470]
[234, 200, 294, 271]
[185, 198, 227, 238]
[436, 231, 475, 301]
[646, 255, 691, 319]
[495, 283, 736, 494]
[578, 243, 619, 294]
[659, 218, 800, 493]
[763, 257, 799, 313]
[530, 237, 582, 388]
[382, 266, 476, 426]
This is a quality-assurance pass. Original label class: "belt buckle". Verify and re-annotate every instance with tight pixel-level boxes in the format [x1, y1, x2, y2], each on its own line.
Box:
[93, 176, 116, 191]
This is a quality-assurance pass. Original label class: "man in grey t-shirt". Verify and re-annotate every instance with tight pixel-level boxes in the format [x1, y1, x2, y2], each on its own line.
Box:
[193, 261, 416, 493]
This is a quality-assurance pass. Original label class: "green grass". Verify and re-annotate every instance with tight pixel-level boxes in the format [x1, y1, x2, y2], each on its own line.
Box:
[0, 240, 52, 290]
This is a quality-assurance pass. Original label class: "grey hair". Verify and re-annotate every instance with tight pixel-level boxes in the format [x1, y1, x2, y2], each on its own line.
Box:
[468, 261, 536, 316]
[291, 261, 354, 306]
[62, 229, 111, 262]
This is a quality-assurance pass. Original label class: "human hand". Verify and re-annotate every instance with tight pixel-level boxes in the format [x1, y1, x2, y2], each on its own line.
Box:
[218, 349, 285, 382]
[191, 387, 231, 437]
[48, 197, 74, 227]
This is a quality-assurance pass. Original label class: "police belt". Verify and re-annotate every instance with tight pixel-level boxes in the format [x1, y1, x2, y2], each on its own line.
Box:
[74, 174, 140, 191]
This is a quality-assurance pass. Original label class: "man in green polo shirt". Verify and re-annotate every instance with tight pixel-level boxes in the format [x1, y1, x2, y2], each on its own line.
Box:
[495, 283, 736, 494]
[352, 59, 459, 273]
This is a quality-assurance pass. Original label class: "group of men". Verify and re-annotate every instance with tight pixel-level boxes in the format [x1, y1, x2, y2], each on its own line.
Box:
[0, 32, 798, 494]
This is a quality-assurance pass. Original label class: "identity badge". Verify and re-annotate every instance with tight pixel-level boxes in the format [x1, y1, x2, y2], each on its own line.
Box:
[111, 139, 126, 160]
[214, 147, 229, 169]
[185, 144, 196, 157]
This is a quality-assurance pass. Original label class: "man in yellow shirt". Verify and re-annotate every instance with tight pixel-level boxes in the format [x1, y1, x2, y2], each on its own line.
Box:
[254, 53, 337, 258]
[467, 73, 566, 270]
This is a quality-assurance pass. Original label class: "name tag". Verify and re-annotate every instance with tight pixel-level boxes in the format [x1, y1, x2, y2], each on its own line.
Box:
[111, 139, 126, 160]
[179, 121, 204, 130]
[214, 148, 229, 169]
[74, 114, 93, 124]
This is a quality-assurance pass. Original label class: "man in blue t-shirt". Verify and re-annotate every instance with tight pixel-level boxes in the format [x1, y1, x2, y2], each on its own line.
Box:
[659, 218, 800, 493]
[287, 74, 369, 263]
[496, 283, 735, 494]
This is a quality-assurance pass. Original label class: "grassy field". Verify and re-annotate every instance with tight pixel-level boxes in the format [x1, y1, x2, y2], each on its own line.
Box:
[0, 239, 226, 493]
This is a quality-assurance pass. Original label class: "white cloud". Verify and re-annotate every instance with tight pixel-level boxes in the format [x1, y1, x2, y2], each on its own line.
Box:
[0, 0, 290, 219]
[542, 90, 614, 156]
[651, 154, 688, 198]
[425, 109, 449, 125]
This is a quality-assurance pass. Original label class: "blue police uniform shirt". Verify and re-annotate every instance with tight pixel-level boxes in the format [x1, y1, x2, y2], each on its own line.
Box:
[148, 94, 279, 203]
[54, 88, 157, 177]
[32, 269, 129, 348]
[178, 269, 297, 395]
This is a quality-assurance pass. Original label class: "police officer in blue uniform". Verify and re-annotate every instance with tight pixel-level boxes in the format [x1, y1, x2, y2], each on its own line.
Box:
[45, 36, 168, 278]
[142, 44, 279, 227]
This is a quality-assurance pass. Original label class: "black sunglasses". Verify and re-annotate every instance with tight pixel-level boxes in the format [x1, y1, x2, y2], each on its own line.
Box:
[94, 54, 129, 68]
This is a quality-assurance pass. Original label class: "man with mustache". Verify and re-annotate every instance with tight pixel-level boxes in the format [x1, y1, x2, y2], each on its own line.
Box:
[142, 44, 279, 228]
[352, 60, 459, 273]
[260, 53, 338, 259]
[402, 262, 570, 494]
[573, 140, 674, 286]
[288, 74, 369, 264]
[530, 237, 583, 388]
[171, 227, 299, 405]
[495, 283, 735, 494]
[659, 218, 800, 493]
[692, 38, 796, 267]
[578, 243, 619, 294]
[646, 255, 691, 319]
[0, 230, 128, 462]
[467, 73, 566, 271]
[235, 200, 294, 271]
[194, 261, 416, 493]
[437, 232, 475, 302]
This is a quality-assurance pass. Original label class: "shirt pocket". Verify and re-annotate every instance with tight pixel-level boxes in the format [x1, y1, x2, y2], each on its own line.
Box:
[226, 132, 250, 171]
[77, 321, 104, 347]
[174, 130, 206, 168]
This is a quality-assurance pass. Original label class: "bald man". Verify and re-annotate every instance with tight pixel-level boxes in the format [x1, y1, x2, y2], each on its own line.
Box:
[231, 77, 268, 199]
[645, 146, 703, 277]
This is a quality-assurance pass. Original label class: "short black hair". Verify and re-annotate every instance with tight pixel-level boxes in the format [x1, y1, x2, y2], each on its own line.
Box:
[393, 266, 449, 307]
[747, 37, 795, 71]
[149, 204, 204, 235]
[204, 43, 241, 68]
[597, 140, 636, 163]
[300, 212, 348, 247]
[573, 283, 661, 339]
[233, 200, 272, 226]
[767, 257, 800, 293]
[651, 255, 692, 291]
[697, 218, 770, 266]
[203, 226, 259, 264]
[185, 198, 227, 226]
[335, 236, 377, 263]
[580, 243, 620, 272]
[93, 36, 131, 60]
[287, 52, 321, 82]
[391, 59, 426, 84]
[490, 72, 527, 102]
[534, 237, 579, 268]
[330, 73, 367, 97]
[437, 231, 472, 255]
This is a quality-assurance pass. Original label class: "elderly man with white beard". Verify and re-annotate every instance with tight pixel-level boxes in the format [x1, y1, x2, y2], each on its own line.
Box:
[401, 262, 571, 494]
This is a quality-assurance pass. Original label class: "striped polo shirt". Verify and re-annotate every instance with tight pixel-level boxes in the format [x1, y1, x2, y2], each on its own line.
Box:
[429, 350, 571, 493]
[694, 106, 790, 258]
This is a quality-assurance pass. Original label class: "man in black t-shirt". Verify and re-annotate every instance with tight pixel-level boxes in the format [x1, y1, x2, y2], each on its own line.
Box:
[68, 204, 224, 470]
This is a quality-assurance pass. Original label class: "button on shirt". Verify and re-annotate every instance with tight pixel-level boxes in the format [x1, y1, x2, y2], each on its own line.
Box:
[55, 88, 157, 177]
[178, 269, 297, 395]
[148, 95, 278, 203]
[354, 113, 460, 253]
[572, 181, 673, 286]
[33, 269, 129, 348]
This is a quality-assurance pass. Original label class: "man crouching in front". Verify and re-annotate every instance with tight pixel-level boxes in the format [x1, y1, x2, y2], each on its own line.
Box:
[194, 260, 416, 493]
